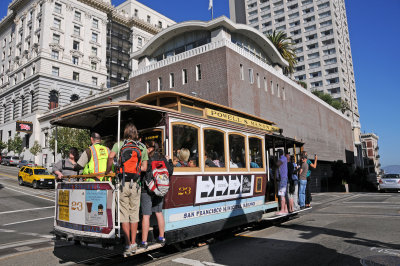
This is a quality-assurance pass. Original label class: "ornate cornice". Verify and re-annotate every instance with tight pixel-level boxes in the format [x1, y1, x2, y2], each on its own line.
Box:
[89, 55, 101, 63]
[70, 49, 84, 57]
[49, 43, 63, 51]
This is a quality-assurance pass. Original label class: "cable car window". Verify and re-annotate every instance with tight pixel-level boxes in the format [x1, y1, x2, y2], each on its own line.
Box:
[172, 123, 199, 169]
[249, 137, 263, 168]
[141, 129, 164, 155]
[229, 134, 247, 169]
[204, 129, 226, 168]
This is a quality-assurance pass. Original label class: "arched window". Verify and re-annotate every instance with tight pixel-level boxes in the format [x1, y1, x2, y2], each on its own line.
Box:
[12, 100, 16, 120]
[21, 96, 25, 117]
[30, 91, 34, 113]
[70, 94, 79, 102]
[49, 90, 59, 109]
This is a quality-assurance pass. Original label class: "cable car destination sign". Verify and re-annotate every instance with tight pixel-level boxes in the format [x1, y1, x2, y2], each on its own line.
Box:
[205, 108, 279, 132]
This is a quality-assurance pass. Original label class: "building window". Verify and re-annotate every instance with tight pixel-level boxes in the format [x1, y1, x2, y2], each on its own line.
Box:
[170, 73, 174, 88]
[52, 66, 59, 76]
[137, 37, 142, 47]
[70, 94, 79, 102]
[134, 9, 138, 17]
[49, 90, 59, 109]
[74, 26, 80, 36]
[240, 64, 244, 80]
[20, 96, 25, 116]
[158, 21, 162, 28]
[271, 81, 274, 94]
[146, 80, 150, 94]
[182, 69, 188, 84]
[249, 69, 254, 84]
[256, 73, 260, 88]
[12, 100, 16, 120]
[92, 77, 97, 86]
[73, 72, 79, 81]
[196, 64, 202, 81]
[72, 56, 79, 65]
[147, 15, 151, 23]
[73, 41, 79, 50]
[53, 18, 61, 29]
[158, 77, 162, 91]
[53, 34, 60, 44]
[30, 91, 34, 113]
[92, 32, 98, 43]
[277, 84, 280, 98]
[91, 46, 97, 55]
[264, 77, 267, 92]
[74, 11, 81, 22]
[92, 19, 98, 29]
[54, 3, 62, 14]
[91, 62, 97, 70]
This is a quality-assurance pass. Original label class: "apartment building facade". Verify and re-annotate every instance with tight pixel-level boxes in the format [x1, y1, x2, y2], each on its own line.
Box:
[0, 0, 174, 165]
[229, 0, 360, 128]
[360, 133, 381, 182]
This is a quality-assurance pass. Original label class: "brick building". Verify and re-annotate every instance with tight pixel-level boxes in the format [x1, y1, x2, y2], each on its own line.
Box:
[130, 17, 354, 192]
[360, 133, 381, 183]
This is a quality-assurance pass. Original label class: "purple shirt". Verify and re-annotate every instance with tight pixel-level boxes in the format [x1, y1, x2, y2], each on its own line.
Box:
[279, 155, 288, 181]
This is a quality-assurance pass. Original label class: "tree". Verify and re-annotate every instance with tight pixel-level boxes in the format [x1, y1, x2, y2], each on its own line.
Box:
[312, 90, 350, 113]
[266, 30, 297, 75]
[7, 133, 24, 156]
[49, 127, 91, 158]
[30, 141, 42, 161]
[0, 140, 7, 154]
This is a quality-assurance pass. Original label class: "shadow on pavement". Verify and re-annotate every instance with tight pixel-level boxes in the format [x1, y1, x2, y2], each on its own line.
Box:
[207, 235, 358, 266]
[52, 240, 119, 264]
[277, 224, 400, 251]
[0, 184, 4, 190]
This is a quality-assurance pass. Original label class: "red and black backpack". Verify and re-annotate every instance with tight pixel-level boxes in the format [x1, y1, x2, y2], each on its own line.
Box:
[118, 140, 142, 181]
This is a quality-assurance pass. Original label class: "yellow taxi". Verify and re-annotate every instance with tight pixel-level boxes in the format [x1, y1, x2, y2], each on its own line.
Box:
[18, 166, 55, 189]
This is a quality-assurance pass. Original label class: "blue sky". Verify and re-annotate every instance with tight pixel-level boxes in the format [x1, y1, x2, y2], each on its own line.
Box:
[1, 0, 399, 166]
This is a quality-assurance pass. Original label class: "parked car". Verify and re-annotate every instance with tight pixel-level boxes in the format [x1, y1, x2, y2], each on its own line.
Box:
[8, 156, 21, 166]
[379, 174, 400, 192]
[18, 166, 55, 189]
[18, 160, 37, 168]
[1, 156, 11, 165]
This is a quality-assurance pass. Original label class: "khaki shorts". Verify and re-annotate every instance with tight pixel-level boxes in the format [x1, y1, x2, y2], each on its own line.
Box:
[119, 182, 141, 223]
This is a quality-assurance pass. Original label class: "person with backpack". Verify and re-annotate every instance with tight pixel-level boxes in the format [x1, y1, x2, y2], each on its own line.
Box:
[53, 147, 80, 179]
[139, 140, 173, 249]
[105, 123, 148, 256]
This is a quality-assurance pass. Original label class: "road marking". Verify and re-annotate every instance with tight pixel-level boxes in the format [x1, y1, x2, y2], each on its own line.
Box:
[0, 229, 16, 233]
[172, 258, 226, 266]
[0, 238, 51, 250]
[0, 206, 54, 215]
[3, 216, 54, 226]
[370, 247, 400, 257]
[4, 186, 55, 202]
[15, 246, 32, 252]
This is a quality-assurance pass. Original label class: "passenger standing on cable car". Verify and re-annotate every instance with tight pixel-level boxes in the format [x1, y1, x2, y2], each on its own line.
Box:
[139, 140, 173, 249]
[105, 123, 148, 255]
[302, 151, 318, 208]
[276, 149, 288, 215]
[53, 147, 80, 180]
[73, 132, 110, 181]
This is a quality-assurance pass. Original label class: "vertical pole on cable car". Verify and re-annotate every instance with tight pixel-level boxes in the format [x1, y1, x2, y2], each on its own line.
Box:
[272, 137, 278, 211]
[55, 126, 58, 164]
[116, 107, 121, 238]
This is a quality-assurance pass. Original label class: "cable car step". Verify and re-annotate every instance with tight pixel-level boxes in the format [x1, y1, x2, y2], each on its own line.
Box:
[123, 243, 164, 257]
[261, 207, 312, 220]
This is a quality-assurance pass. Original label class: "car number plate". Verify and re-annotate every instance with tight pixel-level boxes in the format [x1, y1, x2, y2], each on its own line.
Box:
[48, 181, 53, 184]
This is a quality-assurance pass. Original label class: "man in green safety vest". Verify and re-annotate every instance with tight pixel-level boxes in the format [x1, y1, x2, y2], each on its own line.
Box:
[74, 132, 110, 181]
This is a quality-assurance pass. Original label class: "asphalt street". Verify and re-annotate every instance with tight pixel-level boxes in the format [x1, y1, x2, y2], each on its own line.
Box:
[0, 165, 399, 266]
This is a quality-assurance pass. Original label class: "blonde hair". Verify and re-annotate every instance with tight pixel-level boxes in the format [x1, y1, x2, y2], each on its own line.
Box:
[177, 148, 190, 162]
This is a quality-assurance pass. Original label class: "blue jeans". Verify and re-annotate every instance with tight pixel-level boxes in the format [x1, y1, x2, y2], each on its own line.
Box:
[299, 180, 307, 207]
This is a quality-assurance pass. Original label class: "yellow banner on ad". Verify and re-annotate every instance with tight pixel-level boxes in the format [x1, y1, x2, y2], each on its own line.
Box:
[205, 109, 279, 132]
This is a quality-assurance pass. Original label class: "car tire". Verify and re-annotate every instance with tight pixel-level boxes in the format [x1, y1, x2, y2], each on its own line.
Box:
[18, 177, 24, 186]
[33, 180, 39, 189]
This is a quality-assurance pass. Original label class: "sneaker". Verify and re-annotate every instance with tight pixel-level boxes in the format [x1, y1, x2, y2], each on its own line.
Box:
[138, 241, 148, 249]
[156, 237, 166, 246]
[130, 243, 137, 253]
[123, 245, 132, 257]
[300, 206, 305, 210]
